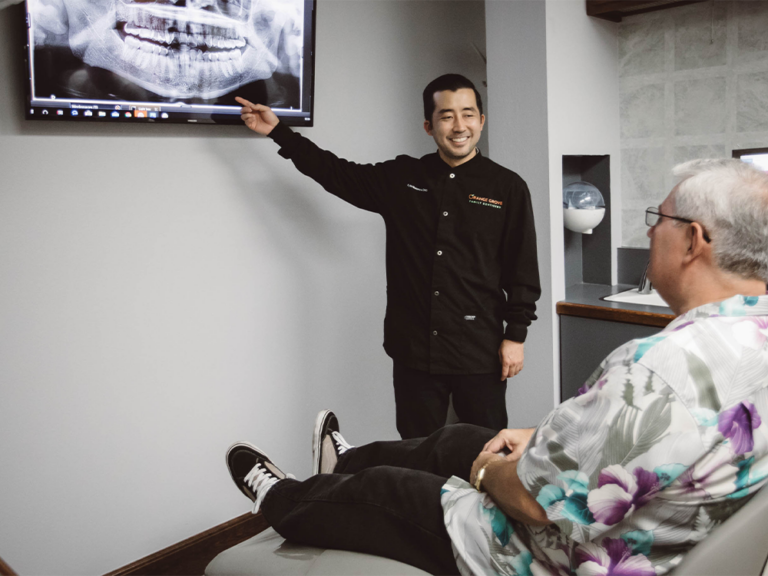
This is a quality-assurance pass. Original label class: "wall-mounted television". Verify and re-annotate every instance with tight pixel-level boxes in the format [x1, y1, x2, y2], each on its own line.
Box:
[24, 0, 315, 125]
[733, 147, 768, 172]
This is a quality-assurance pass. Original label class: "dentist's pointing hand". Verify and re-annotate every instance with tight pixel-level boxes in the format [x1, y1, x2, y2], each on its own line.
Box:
[236, 96, 279, 136]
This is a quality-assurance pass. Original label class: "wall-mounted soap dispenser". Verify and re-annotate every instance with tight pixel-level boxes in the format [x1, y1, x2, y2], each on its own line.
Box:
[563, 181, 605, 234]
[562, 156, 611, 288]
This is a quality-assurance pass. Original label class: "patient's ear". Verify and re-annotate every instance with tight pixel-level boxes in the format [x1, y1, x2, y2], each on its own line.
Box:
[684, 222, 709, 263]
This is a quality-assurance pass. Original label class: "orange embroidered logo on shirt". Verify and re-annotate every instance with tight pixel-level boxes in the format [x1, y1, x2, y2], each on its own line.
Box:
[468, 194, 502, 209]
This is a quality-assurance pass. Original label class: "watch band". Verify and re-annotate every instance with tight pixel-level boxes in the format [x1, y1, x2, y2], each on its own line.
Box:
[474, 458, 503, 492]
[474, 465, 488, 491]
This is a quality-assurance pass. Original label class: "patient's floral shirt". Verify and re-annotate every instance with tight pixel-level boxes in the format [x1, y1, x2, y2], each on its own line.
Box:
[441, 295, 768, 575]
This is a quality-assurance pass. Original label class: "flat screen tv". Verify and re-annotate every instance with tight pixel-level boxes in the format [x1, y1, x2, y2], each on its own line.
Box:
[733, 147, 768, 172]
[24, 0, 315, 125]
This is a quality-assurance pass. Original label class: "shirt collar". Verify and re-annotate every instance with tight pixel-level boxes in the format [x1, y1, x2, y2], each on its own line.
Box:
[424, 148, 485, 175]
[665, 294, 768, 332]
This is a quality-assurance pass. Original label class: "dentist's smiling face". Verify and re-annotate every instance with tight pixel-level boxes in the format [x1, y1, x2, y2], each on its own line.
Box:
[424, 88, 485, 168]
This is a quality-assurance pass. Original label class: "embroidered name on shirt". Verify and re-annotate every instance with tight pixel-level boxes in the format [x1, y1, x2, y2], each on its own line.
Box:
[407, 184, 428, 192]
[468, 194, 502, 209]
[464, 315, 476, 321]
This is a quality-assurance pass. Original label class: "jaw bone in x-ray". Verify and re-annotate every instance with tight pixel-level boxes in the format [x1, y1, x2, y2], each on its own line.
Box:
[31, 0, 302, 100]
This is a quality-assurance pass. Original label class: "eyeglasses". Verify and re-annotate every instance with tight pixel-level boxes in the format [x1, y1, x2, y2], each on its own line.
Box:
[645, 208, 711, 243]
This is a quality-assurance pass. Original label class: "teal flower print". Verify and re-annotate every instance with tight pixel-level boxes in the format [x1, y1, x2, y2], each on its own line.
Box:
[510, 550, 533, 576]
[621, 530, 654, 556]
[633, 336, 666, 362]
[654, 463, 687, 487]
[690, 408, 718, 427]
[481, 503, 514, 546]
[720, 296, 748, 316]
[536, 471, 595, 526]
[728, 456, 768, 499]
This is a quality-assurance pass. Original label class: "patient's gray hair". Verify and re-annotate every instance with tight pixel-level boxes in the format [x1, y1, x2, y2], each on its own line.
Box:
[672, 158, 768, 282]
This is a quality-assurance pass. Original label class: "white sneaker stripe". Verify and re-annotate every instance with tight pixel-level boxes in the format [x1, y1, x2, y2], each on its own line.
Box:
[244, 463, 294, 514]
[331, 431, 354, 454]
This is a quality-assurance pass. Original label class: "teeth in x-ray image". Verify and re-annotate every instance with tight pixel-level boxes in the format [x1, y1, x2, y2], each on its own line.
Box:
[122, 22, 246, 49]
[31, 0, 302, 100]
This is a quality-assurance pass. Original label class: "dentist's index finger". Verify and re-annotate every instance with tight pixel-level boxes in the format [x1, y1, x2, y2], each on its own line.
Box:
[235, 96, 258, 111]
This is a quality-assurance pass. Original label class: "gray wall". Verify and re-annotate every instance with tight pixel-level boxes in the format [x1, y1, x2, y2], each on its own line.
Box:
[0, 1, 487, 573]
[620, 0, 768, 246]
[545, 0, 621, 291]
[486, 0, 554, 424]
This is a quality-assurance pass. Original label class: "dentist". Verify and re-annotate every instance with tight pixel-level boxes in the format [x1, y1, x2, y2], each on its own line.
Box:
[237, 74, 541, 438]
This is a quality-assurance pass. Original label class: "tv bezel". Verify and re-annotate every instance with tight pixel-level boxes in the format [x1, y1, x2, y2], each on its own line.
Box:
[23, 0, 316, 127]
[732, 147, 768, 159]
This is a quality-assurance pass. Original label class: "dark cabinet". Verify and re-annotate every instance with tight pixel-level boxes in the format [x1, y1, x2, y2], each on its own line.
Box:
[560, 314, 661, 401]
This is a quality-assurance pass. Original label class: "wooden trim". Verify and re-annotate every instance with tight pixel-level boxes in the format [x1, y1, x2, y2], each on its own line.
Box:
[557, 301, 674, 328]
[105, 512, 269, 576]
[0, 556, 18, 576]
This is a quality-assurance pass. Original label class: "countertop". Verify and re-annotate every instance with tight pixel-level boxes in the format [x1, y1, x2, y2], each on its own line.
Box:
[557, 283, 676, 328]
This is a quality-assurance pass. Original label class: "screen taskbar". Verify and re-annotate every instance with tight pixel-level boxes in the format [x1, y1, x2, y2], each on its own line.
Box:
[26, 98, 311, 125]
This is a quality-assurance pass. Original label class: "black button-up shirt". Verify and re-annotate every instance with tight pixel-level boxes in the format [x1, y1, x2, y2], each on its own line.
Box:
[269, 122, 541, 375]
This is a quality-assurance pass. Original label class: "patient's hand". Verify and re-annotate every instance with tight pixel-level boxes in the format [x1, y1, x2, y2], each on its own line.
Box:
[482, 428, 535, 461]
[469, 451, 506, 486]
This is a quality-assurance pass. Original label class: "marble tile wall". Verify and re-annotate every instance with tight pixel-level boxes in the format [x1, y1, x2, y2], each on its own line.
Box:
[619, 1, 768, 247]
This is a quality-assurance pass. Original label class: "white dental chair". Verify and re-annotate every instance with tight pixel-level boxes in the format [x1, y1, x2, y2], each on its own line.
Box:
[671, 485, 768, 575]
[207, 394, 767, 576]
[205, 485, 768, 576]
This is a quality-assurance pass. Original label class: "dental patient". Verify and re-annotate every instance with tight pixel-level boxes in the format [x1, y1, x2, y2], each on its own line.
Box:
[226, 158, 768, 575]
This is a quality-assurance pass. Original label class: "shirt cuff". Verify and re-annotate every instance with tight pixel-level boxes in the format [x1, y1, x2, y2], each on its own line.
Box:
[267, 122, 298, 153]
[504, 324, 528, 343]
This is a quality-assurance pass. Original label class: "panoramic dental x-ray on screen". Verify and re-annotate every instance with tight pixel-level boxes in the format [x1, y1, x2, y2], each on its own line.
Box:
[25, 0, 314, 124]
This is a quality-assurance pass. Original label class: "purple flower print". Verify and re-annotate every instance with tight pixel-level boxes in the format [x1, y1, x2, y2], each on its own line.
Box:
[731, 317, 768, 350]
[670, 321, 694, 332]
[577, 376, 608, 397]
[587, 465, 661, 526]
[632, 468, 661, 507]
[674, 445, 738, 500]
[719, 402, 762, 455]
[574, 538, 655, 576]
[675, 467, 707, 500]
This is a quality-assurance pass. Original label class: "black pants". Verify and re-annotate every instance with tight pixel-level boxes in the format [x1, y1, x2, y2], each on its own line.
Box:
[393, 362, 508, 439]
[261, 424, 497, 575]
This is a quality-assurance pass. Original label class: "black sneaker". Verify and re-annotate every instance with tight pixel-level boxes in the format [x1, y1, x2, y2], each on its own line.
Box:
[226, 442, 293, 514]
[312, 410, 354, 475]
